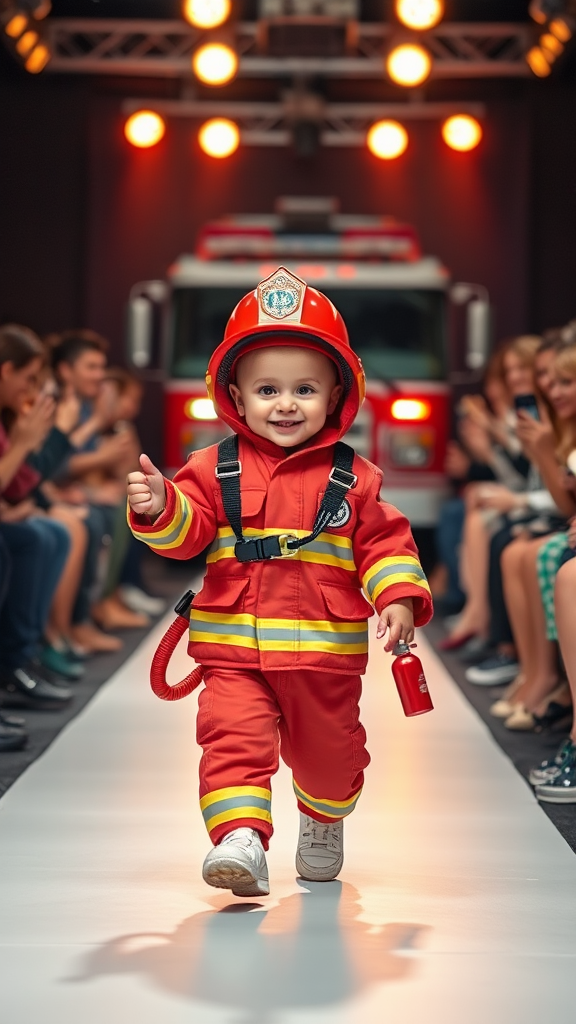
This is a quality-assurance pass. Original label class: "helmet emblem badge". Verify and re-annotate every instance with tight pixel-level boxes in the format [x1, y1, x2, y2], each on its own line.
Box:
[257, 267, 306, 324]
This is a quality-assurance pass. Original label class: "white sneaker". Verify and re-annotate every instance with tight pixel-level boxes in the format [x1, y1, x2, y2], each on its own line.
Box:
[202, 827, 270, 897]
[295, 813, 344, 881]
[118, 585, 167, 617]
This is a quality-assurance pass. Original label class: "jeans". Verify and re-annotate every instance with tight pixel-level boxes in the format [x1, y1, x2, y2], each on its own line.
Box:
[0, 517, 70, 668]
[435, 497, 465, 611]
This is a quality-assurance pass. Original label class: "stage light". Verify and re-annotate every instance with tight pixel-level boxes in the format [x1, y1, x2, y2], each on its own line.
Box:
[198, 118, 239, 157]
[4, 13, 28, 37]
[526, 46, 552, 76]
[549, 18, 572, 41]
[124, 111, 166, 148]
[395, 0, 444, 31]
[198, 118, 240, 157]
[186, 397, 218, 420]
[183, 0, 230, 29]
[25, 41, 50, 72]
[540, 32, 564, 57]
[192, 42, 238, 85]
[16, 29, 38, 56]
[442, 115, 482, 152]
[367, 120, 408, 160]
[386, 43, 432, 87]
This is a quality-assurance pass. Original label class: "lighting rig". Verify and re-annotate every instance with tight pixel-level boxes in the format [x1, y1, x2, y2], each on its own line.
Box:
[1, 1, 573, 157]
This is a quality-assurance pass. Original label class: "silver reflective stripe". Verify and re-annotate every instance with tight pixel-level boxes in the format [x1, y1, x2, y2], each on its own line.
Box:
[293, 782, 361, 817]
[365, 562, 427, 600]
[147, 499, 192, 547]
[202, 794, 271, 824]
[190, 617, 257, 639]
[209, 531, 354, 564]
[258, 627, 367, 645]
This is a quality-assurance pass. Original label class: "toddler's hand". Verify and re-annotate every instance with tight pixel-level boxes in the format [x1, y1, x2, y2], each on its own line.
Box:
[127, 454, 166, 517]
[376, 598, 414, 653]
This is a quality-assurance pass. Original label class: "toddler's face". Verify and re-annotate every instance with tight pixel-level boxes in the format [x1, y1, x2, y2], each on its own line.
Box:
[229, 346, 342, 447]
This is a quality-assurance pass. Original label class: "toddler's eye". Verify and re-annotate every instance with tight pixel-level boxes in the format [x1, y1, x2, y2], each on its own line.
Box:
[258, 385, 277, 396]
[296, 385, 315, 396]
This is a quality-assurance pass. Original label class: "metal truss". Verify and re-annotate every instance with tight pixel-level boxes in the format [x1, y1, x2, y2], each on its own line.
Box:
[122, 97, 486, 146]
[44, 19, 534, 78]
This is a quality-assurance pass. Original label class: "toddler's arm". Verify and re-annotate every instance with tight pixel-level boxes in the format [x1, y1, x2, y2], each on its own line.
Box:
[376, 598, 414, 653]
[127, 454, 166, 517]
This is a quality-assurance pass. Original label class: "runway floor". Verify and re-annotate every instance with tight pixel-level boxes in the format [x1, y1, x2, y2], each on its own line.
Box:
[1, 606, 575, 1023]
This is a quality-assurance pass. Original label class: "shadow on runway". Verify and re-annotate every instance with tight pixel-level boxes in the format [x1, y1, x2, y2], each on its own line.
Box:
[67, 880, 429, 1018]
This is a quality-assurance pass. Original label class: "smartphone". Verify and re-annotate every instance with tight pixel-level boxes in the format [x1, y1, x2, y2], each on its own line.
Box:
[513, 393, 540, 420]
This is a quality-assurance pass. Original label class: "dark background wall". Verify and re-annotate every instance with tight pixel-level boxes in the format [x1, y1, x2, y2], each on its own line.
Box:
[1, 53, 576, 459]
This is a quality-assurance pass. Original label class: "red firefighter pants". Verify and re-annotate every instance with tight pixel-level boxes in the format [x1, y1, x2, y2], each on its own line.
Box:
[196, 666, 370, 849]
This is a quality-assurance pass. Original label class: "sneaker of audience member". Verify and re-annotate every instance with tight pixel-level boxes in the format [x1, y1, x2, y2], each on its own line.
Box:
[457, 637, 492, 665]
[528, 737, 576, 786]
[535, 742, 576, 803]
[118, 584, 167, 617]
[465, 654, 519, 686]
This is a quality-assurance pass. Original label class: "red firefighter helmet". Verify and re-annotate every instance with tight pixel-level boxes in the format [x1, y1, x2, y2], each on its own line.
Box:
[207, 267, 366, 416]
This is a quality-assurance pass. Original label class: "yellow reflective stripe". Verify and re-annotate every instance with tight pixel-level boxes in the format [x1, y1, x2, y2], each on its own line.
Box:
[370, 573, 431, 605]
[362, 555, 428, 602]
[293, 780, 362, 818]
[191, 610, 257, 627]
[258, 617, 366, 633]
[189, 631, 259, 649]
[189, 612, 368, 654]
[200, 785, 271, 809]
[131, 486, 194, 550]
[206, 526, 355, 571]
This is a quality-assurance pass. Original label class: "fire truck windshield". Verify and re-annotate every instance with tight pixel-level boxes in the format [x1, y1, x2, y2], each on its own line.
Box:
[169, 286, 446, 382]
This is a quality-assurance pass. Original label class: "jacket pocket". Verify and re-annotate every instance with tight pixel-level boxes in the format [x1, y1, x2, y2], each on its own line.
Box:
[318, 581, 374, 621]
[192, 575, 250, 613]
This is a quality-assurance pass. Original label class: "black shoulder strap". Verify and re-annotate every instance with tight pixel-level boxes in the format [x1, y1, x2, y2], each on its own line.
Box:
[215, 435, 357, 560]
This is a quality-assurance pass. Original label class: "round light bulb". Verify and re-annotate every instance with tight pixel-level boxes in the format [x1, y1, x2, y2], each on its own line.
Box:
[25, 42, 50, 73]
[183, 0, 231, 29]
[526, 46, 552, 77]
[540, 32, 564, 58]
[4, 13, 28, 38]
[192, 42, 238, 86]
[124, 111, 166, 148]
[198, 118, 240, 158]
[442, 115, 482, 152]
[367, 120, 408, 160]
[386, 43, 432, 87]
[549, 18, 572, 43]
[395, 0, 444, 31]
[16, 30, 39, 56]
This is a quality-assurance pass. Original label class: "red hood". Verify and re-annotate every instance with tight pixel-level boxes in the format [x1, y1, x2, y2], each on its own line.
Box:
[206, 271, 365, 458]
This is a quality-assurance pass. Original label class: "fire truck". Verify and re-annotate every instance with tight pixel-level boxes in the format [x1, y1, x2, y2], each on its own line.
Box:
[127, 197, 489, 527]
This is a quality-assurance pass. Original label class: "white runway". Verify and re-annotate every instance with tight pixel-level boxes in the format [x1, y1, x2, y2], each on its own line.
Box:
[1, 608, 575, 1023]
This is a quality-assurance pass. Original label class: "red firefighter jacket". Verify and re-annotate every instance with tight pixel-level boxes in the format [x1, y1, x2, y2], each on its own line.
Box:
[130, 317, 432, 676]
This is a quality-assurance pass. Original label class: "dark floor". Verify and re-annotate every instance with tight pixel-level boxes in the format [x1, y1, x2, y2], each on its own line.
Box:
[0, 551, 196, 798]
[425, 615, 576, 854]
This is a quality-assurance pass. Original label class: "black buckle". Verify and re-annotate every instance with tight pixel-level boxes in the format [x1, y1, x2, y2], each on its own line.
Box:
[328, 466, 358, 490]
[174, 590, 195, 616]
[215, 460, 242, 479]
[234, 534, 298, 562]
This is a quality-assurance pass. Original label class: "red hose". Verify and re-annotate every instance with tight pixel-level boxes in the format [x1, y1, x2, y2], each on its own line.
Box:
[150, 613, 204, 701]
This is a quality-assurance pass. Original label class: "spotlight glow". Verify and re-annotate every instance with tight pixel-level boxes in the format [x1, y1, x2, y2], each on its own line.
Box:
[391, 398, 431, 421]
[4, 13, 27, 37]
[540, 32, 564, 58]
[549, 18, 572, 42]
[367, 120, 408, 160]
[395, 0, 444, 30]
[25, 42, 50, 72]
[192, 42, 238, 85]
[16, 30, 39, 56]
[386, 43, 432, 87]
[526, 46, 552, 77]
[124, 111, 166, 148]
[442, 115, 482, 152]
[198, 118, 240, 158]
[183, 0, 231, 29]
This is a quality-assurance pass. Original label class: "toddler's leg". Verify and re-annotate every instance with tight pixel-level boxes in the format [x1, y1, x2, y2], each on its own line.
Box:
[197, 666, 281, 847]
[272, 669, 370, 881]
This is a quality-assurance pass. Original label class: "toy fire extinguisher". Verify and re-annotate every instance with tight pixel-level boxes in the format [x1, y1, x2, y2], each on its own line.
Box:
[149, 590, 204, 701]
[391, 641, 434, 717]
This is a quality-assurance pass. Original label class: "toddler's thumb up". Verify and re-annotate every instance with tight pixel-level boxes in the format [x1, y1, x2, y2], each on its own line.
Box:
[139, 453, 161, 478]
